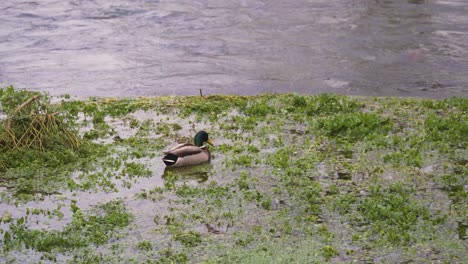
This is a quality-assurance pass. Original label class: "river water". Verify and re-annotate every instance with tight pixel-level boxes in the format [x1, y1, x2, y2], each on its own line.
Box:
[0, 0, 467, 98]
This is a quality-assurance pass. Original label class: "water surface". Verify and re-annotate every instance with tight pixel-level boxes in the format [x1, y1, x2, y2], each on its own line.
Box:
[1, 0, 467, 98]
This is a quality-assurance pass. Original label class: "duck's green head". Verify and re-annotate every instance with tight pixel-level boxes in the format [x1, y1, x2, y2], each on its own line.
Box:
[194, 131, 213, 147]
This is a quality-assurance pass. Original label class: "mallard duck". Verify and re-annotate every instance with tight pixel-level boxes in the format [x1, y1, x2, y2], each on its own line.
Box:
[162, 131, 213, 167]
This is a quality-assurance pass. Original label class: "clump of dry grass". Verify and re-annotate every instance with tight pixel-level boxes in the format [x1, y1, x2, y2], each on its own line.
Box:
[0, 95, 79, 151]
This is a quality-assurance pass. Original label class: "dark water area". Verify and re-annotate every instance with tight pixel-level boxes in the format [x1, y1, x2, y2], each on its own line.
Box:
[0, 0, 467, 98]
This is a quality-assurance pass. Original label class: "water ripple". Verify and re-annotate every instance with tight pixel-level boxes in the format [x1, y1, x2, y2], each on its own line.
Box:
[0, 0, 467, 98]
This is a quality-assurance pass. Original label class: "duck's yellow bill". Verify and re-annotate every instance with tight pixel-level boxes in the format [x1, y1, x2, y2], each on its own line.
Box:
[207, 139, 214, 146]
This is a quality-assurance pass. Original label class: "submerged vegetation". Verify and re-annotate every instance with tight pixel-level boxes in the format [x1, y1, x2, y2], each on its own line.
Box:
[0, 86, 466, 263]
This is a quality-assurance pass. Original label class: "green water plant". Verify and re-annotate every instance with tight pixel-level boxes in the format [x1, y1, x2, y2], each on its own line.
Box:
[356, 183, 438, 245]
[3, 200, 131, 253]
[315, 112, 393, 143]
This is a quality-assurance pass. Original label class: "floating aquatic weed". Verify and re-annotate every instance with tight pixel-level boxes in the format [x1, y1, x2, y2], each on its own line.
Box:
[315, 112, 393, 143]
[458, 221, 467, 240]
[2, 200, 131, 253]
[172, 230, 202, 247]
[322, 245, 339, 261]
[136, 240, 153, 251]
[424, 113, 467, 147]
[304, 93, 362, 116]
[243, 99, 276, 118]
[356, 183, 437, 245]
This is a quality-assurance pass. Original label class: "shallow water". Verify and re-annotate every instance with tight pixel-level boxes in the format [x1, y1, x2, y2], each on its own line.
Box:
[1, 0, 468, 98]
[0, 95, 466, 262]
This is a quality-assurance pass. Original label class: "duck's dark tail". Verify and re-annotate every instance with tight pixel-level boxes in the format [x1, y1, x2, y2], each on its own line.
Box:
[162, 153, 178, 166]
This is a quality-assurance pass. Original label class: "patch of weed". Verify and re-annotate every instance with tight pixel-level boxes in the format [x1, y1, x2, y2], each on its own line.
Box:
[305, 93, 363, 116]
[315, 112, 393, 143]
[136, 240, 153, 251]
[3, 200, 131, 253]
[356, 183, 437, 245]
[178, 95, 248, 120]
[122, 162, 152, 178]
[424, 113, 467, 146]
[172, 230, 202, 247]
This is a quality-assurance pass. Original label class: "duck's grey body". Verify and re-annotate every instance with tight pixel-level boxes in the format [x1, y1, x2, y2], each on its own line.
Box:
[162, 131, 213, 168]
[162, 143, 211, 167]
